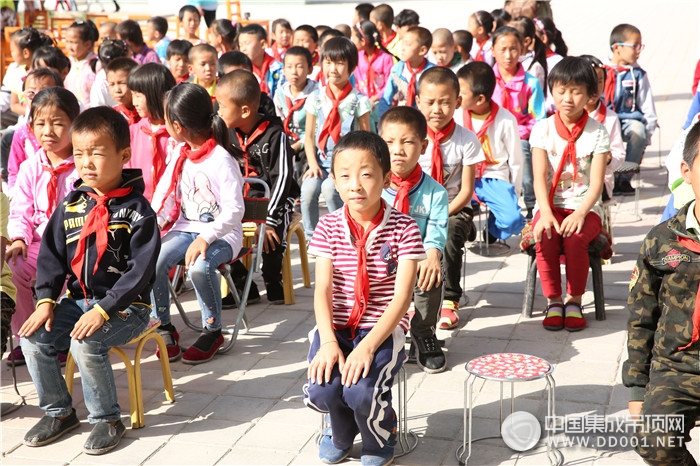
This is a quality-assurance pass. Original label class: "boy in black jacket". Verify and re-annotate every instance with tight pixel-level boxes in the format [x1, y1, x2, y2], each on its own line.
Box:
[215, 69, 299, 303]
[18, 107, 161, 455]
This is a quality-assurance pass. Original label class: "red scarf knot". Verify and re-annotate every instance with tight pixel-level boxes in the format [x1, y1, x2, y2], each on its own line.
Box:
[463, 101, 500, 179]
[602, 64, 629, 106]
[70, 186, 133, 302]
[115, 104, 141, 126]
[549, 111, 589, 202]
[338, 203, 385, 338]
[391, 165, 423, 214]
[139, 123, 169, 198]
[405, 59, 427, 107]
[157, 138, 217, 225]
[283, 95, 307, 142]
[317, 82, 353, 156]
[43, 160, 75, 217]
[253, 53, 275, 94]
[427, 119, 456, 185]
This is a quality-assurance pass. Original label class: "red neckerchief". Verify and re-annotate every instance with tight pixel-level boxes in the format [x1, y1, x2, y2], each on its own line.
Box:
[603, 64, 629, 106]
[675, 235, 700, 350]
[405, 59, 427, 107]
[317, 82, 353, 155]
[339, 202, 385, 338]
[283, 94, 307, 141]
[70, 186, 133, 303]
[43, 159, 74, 217]
[237, 120, 271, 178]
[114, 104, 141, 126]
[391, 165, 422, 214]
[463, 101, 500, 179]
[311, 50, 319, 68]
[365, 50, 378, 97]
[381, 30, 396, 48]
[176, 73, 190, 84]
[253, 53, 275, 94]
[272, 45, 288, 63]
[494, 64, 525, 113]
[139, 123, 169, 199]
[474, 38, 488, 62]
[157, 138, 217, 225]
[427, 119, 455, 185]
[593, 100, 607, 123]
[545, 47, 555, 58]
[549, 111, 589, 202]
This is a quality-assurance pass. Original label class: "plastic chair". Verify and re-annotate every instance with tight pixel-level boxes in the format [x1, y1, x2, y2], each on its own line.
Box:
[64, 318, 175, 429]
[168, 178, 270, 353]
[281, 214, 311, 305]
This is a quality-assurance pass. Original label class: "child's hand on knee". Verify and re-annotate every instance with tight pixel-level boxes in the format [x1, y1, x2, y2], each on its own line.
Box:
[534, 212, 559, 242]
[559, 211, 585, 237]
[70, 308, 106, 340]
[309, 340, 344, 385]
[18, 302, 54, 337]
[263, 228, 281, 253]
[6, 240, 27, 264]
[416, 249, 442, 291]
[303, 166, 324, 180]
[340, 345, 373, 387]
[185, 237, 209, 266]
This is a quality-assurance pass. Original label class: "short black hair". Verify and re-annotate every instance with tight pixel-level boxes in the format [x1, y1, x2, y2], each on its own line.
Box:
[218, 68, 260, 108]
[418, 66, 460, 98]
[106, 56, 138, 74]
[321, 37, 358, 73]
[394, 9, 419, 28]
[406, 26, 432, 49]
[331, 130, 391, 176]
[23, 67, 64, 89]
[239, 23, 267, 41]
[31, 46, 71, 73]
[491, 26, 522, 46]
[166, 39, 193, 60]
[178, 5, 200, 21]
[188, 43, 217, 61]
[370, 4, 393, 28]
[683, 119, 700, 168]
[284, 46, 313, 68]
[272, 18, 292, 34]
[379, 106, 427, 140]
[452, 30, 473, 55]
[319, 28, 344, 46]
[218, 51, 252, 73]
[457, 61, 496, 100]
[72, 106, 130, 152]
[547, 56, 597, 97]
[294, 24, 319, 44]
[116, 19, 145, 47]
[148, 16, 168, 36]
[355, 3, 374, 23]
[610, 23, 641, 47]
[30, 87, 80, 124]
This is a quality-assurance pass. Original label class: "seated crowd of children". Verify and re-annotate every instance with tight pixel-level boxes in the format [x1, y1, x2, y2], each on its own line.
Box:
[2, 3, 685, 465]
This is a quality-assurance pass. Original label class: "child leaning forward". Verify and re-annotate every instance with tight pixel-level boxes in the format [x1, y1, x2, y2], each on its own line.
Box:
[303, 131, 425, 466]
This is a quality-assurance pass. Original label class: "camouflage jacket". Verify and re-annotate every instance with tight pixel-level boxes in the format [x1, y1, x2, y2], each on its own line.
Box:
[622, 203, 700, 401]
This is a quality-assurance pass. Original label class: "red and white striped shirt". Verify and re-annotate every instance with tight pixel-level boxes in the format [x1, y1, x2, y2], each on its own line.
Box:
[309, 203, 426, 332]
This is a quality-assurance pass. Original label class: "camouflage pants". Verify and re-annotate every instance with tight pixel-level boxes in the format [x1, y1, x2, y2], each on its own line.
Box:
[1, 292, 15, 356]
[637, 368, 700, 466]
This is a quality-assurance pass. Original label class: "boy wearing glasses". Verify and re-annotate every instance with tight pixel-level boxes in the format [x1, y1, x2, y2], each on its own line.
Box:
[604, 23, 657, 196]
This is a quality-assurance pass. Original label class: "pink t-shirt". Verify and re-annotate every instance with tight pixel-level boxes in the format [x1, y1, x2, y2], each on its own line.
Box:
[127, 118, 173, 201]
[308, 203, 426, 332]
[353, 49, 394, 100]
[7, 122, 41, 190]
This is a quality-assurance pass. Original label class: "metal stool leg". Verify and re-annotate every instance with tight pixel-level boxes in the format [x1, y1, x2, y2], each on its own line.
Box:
[545, 374, 564, 465]
[395, 366, 418, 457]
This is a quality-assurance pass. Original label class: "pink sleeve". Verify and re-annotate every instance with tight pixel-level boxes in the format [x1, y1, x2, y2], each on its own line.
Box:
[7, 160, 37, 244]
[376, 54, 395, 97]
[8, 125, 29, 190]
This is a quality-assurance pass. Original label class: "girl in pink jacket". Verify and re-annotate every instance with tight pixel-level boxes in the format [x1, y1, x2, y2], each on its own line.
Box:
[6, 88, 80, 365]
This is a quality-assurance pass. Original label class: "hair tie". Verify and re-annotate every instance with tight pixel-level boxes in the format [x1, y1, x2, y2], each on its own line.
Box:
[210, 112, 217, 121]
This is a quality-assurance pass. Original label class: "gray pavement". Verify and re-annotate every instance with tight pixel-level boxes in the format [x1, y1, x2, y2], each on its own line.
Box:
[3, 1, 700, 464]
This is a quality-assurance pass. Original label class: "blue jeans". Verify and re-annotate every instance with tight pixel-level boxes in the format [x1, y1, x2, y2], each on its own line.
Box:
[300, 169, 343, 239]
[151, 231, 233, 330]
[21, 298, 150, 423]
[620, 119, 647, 182]
[520, 139, 535, 209]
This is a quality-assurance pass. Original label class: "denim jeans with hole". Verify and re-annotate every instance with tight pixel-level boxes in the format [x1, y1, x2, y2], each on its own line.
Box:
[151, 231, 233, 330]
[21, 298, 150, 423]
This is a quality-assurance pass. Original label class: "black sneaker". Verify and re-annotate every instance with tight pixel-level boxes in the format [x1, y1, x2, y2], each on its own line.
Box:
[265, 280, 285, 305]
[411, 334, 446, 374]
[525, 208, 533, 222]
[83, 420, 126, 455]
[222, 284, 262, 310]
[613, 180, 635, 196]
[24, 409, 80, 447]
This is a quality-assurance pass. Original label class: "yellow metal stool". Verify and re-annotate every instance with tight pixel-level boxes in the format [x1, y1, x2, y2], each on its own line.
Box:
[65, 319, 175, 429]
[282, 215, 311, 304]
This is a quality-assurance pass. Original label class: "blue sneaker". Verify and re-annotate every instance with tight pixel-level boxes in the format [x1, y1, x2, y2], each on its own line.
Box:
[361, 445, 394, 466]
[319, 435, 351, 464]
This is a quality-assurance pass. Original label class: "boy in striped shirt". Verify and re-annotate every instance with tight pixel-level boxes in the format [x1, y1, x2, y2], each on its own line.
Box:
[304, 131, 425, 466]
